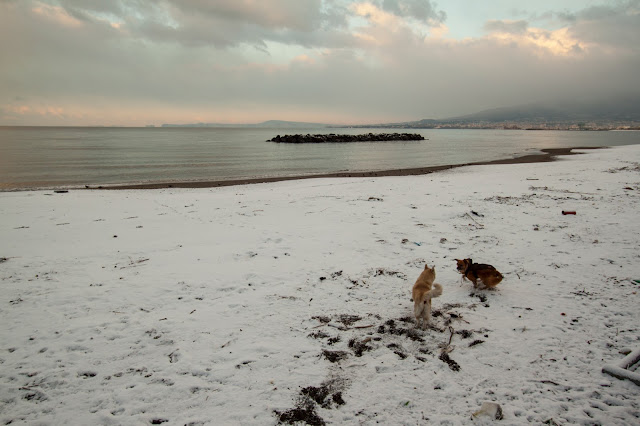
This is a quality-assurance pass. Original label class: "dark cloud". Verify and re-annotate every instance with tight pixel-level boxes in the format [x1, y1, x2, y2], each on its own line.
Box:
[578, 4, 626, 20]
[380, 0, 446, 22]
[556, 11, 578, 22]
[569, 2, 640, 51]
[166, 0, 326, 32]
[57, 0, 124, 18]
[47, 0, 352, 49]
[483, 19, 528, 34]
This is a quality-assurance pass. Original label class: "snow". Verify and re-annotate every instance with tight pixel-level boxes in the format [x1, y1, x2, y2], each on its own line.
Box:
[1, 145, 640, 425]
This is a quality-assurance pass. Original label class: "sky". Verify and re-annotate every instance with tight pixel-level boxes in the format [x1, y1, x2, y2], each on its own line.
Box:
[0, 0, 639, 126]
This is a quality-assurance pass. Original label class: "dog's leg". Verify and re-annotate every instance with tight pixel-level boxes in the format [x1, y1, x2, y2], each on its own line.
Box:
[414, 301, 422, 329]
[421, 299, 430, 330]
[478, 279, 487, 290]
[424, 299, 431, 330]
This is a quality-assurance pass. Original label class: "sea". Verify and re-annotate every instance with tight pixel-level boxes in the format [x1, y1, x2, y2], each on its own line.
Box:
[1, 126, 639, 191]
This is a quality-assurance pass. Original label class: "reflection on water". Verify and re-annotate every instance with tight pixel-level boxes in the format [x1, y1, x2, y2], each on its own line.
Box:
[0, 127, 638, 190]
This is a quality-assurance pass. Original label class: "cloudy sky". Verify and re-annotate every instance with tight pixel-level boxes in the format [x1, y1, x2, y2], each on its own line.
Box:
[1, 0, 639, 126]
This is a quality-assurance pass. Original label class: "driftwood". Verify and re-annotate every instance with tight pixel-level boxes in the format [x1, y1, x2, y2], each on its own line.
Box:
[602, 347, 640, 385]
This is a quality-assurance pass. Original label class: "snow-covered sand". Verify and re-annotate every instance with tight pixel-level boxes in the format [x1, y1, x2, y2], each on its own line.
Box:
[1, 145, 639, 425]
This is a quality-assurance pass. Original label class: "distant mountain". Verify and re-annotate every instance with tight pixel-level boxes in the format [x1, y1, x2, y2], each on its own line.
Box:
[446, 104, 567, 123]
[257, 120, 332, 128]
[354, 94, 640, 129]
[161, 120, 331, 128]
[445, 95, 640, 123]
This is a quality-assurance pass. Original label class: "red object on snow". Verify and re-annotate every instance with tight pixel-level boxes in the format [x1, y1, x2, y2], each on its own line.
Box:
[562, 210, 576, 215]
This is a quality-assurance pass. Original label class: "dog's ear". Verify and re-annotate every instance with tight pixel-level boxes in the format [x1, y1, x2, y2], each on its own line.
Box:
[424, 264, 429, 269]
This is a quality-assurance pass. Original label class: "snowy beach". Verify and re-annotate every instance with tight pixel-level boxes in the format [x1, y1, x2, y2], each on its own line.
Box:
[1, 145, 639, 425]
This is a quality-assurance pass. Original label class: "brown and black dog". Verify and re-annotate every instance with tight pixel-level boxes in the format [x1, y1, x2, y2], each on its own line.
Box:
[455, 258, 503, 289]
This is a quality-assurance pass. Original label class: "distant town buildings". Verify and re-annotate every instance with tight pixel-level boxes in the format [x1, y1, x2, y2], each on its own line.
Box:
[362, 120, 640, 131]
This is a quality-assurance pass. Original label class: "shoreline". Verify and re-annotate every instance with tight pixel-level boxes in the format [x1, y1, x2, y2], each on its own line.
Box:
[98, 146, 603, 190]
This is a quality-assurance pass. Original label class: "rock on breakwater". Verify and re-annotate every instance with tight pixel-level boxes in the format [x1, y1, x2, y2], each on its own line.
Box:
[267, 133, 425, 143]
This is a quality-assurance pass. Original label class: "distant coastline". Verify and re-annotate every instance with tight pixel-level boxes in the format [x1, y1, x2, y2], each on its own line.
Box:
[159, 96, 640, 131]
[158, 121, 640, 132]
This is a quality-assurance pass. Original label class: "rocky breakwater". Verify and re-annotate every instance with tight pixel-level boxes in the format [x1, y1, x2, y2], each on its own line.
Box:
[267, 133, 425, 143]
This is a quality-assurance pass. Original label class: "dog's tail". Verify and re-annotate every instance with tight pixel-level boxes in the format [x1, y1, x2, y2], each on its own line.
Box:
[430, 283, 443, 299]
[416, 283, 443, 308]
[420, 283, 443, 302]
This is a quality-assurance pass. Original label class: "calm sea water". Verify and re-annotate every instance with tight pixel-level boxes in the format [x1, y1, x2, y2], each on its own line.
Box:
[0, 127, 638, 190]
